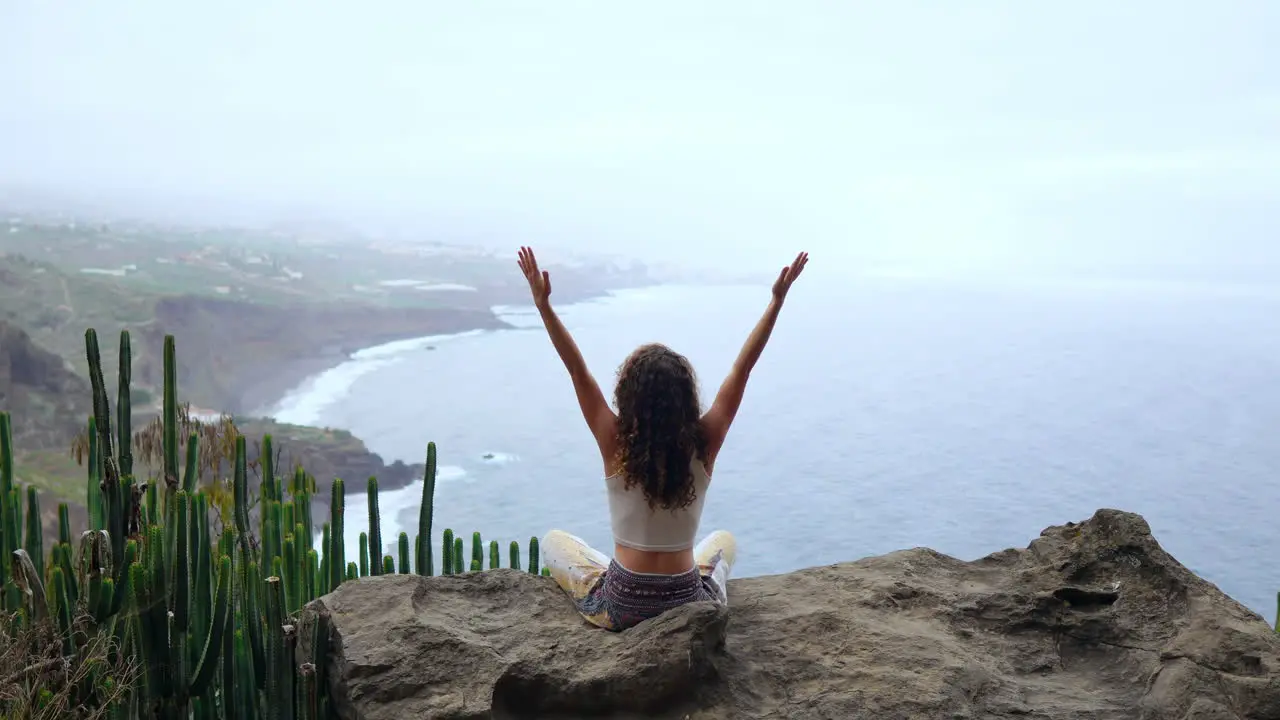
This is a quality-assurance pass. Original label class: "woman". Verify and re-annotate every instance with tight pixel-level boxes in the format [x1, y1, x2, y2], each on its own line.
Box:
[518, 246, 808, 631]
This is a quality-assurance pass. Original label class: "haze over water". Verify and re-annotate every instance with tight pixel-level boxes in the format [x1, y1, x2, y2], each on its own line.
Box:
[275, 275, 1280, 620]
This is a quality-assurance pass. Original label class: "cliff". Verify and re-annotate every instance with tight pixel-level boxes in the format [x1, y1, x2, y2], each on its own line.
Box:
[302, 510, 1280, 719]
[0, 320, 90, 450]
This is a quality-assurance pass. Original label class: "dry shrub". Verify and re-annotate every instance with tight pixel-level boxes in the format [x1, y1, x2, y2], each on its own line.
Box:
[0, 609, 140, 719]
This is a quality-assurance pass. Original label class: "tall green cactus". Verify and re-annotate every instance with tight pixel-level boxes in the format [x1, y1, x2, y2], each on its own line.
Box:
[509, 541, 521, 571]
[264, 576, 286, 719]
[86, 416, 104, 531]
[528, 536, 540, 575]
[58, 503, 72, 546]
[358, 532, 369, 578]
[183, 432, 199, 494]
[24, 486, 43, 581]
[471, 532, 483, 572]
[328, 479, 345, 591]
[261, 435, 277, 503]
[116, 330, 133, 480]
[397, 533, 410, 574]
[0, 411, 15, 604]
[161, 335, 180, 581]
[489, 540, 499, 570]
[416, 442, 437, 577]
[366, 477, 382, 577]
[442, 528, 454, 576]
[454, 537, 464, 575]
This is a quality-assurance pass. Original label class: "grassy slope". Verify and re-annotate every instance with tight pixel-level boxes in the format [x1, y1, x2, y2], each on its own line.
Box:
[1, 219, 647, 509]
[0, 240, 447, 507]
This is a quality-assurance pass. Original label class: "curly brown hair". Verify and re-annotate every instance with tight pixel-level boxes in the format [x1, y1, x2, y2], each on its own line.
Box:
[612, 343, 707, 511]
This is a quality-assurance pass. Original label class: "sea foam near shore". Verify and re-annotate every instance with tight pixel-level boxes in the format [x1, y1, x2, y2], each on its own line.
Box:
[277, 327, 493, 555]
[268, 329, 487, 425]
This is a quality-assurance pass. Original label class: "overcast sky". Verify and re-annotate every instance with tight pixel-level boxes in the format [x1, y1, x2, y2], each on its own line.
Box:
[1, 1, 1277, 275]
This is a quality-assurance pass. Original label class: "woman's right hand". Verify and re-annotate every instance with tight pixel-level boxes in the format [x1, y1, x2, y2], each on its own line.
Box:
[517, 246, 552, 310]
[771, 251, 809, 302]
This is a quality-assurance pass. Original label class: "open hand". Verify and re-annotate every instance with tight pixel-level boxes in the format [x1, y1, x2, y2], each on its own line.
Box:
[517, 246, 552, 309]
[772, 251, 809, 302]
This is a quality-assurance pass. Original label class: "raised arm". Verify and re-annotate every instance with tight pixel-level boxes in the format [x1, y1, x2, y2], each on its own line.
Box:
[518, 247, 617, 466]
[702, 252, 808, 470]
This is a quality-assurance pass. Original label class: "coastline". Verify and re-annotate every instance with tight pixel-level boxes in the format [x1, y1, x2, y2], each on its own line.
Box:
[233, 286, 635, 494]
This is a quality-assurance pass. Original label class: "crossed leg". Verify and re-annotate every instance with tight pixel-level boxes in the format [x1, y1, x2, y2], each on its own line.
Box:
[541, 529, 614, 629]
[694, 529, 737, 604]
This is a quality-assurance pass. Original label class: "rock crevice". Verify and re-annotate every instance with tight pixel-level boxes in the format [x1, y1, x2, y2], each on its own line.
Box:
[301, 509, 1280, 719]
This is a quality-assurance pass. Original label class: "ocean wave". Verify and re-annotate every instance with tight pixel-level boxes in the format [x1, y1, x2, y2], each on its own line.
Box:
[269, 329, 487, 424]
[479, 451, 519, 464]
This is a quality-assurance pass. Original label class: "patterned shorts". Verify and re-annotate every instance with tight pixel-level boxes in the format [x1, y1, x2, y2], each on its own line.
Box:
[541, 529, 736, 631]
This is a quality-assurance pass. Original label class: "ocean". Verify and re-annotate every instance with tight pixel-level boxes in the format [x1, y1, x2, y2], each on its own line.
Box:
[271, 274, 1280, 621]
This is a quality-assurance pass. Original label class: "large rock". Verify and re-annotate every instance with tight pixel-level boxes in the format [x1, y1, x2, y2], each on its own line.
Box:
[299, 510, 1280, 719]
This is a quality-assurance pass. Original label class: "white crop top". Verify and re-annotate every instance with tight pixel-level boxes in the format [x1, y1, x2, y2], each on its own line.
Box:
[605, 458, 711, 552]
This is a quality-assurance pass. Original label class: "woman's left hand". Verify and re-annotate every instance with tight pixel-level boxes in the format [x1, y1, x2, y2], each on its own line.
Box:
[517, 246, 552, 309]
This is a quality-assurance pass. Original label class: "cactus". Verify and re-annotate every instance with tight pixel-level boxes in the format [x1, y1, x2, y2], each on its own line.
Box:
[358, 532, 369, 577]
[416, 442, 437, 577]
[85, 416, 104, 532]
[0, 411, 14, 602]
[442, 529, 454, 576]
[116, 330, 133, 480]
[541, 567, 551, 577]
[24, 485, 43, 581]
[2, 326, 541, 718]
[329, 478, 346, 590]
[261, 434, 277, 503]
[366, 476, 382, 576]
[299, 663, 317, 720]
[528, 536, 540, 575]
[489, 540, 499, 570]
[509, 541, 521, 571]
[264, 576, 286, 716]
[397, 532, 410, 574]
[58, 502, 72, 546]
[183, 432, 199, 494]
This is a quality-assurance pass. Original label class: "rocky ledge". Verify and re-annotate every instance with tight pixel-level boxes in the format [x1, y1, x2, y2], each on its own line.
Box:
[299, 510, 1280, 719]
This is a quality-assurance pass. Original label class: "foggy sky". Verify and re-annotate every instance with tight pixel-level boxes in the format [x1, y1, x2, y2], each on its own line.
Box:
[1, 1, 1277, 274]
